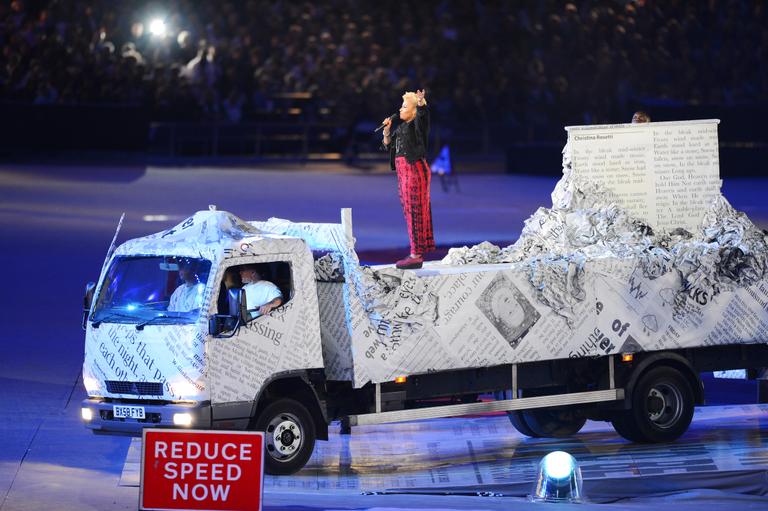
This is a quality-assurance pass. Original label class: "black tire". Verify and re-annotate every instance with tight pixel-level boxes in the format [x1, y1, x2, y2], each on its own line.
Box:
[498, 390, 541, 438]
[507, 410, 542, 438]
[254, 398, 316, 475]
[612, 366, 694, 443]
[610, 413, 646, 442]
[521, 407, 587, 438]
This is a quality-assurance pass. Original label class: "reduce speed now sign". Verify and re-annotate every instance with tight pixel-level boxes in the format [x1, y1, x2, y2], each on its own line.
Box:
[140, 429, 264, 511]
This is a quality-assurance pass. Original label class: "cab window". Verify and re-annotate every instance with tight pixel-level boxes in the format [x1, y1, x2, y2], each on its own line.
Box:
[217, 262, 292, 318]
[92, 256, 212, 324]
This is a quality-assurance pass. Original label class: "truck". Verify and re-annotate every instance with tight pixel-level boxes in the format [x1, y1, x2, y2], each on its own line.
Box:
[81, 120, 768, 475]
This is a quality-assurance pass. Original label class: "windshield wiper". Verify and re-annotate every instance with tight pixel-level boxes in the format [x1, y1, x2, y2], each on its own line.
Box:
[135, 314, 171, 331]
[91, 312, 138, 328]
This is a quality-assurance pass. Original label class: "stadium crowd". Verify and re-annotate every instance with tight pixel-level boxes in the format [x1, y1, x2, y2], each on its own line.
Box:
[1, 0, 766, 128]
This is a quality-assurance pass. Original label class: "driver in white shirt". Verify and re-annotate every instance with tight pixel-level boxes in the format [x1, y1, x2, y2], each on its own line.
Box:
[239, 265, 283, 319]
[168, 259, 205, 312]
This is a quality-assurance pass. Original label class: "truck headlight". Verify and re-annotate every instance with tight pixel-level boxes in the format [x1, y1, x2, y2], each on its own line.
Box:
[83, 376, 101, 394]
[81, 408, 94, 421]
[173, 413, 193, 426]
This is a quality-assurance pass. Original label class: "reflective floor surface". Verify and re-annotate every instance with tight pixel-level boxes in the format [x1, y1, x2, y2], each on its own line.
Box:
[3, 165, 768, 510]
[119, 404, 768, 499]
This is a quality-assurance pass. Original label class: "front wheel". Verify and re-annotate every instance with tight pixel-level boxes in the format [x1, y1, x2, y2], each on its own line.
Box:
[254, 398, 316, 475]
[612, 366, 694, 443]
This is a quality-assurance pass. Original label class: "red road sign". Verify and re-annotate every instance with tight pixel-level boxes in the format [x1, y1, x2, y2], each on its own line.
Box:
[140, 429, 264, 511]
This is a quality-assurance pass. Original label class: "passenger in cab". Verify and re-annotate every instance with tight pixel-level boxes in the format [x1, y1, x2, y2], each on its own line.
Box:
[168, 259, 205, 312]
[239, 265, 283, 319]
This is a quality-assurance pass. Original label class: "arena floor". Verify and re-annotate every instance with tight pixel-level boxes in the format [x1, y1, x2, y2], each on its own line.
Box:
[1, 164, 767, 510]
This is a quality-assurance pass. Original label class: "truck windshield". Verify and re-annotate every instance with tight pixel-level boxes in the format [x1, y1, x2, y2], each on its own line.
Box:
[91, 256, 212, 325]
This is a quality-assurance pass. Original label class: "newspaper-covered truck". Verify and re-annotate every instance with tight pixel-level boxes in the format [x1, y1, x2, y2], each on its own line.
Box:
[81, 119, 768, 475]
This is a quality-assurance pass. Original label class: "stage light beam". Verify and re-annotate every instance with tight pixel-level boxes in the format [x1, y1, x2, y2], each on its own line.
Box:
[149, 18, 167, 38]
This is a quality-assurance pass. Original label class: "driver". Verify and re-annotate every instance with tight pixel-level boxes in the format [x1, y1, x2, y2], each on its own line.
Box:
[168, 259, 205, 312]
[239, 265, 283, 319]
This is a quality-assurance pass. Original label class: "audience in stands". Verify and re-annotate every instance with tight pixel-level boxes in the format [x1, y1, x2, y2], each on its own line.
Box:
[1, 0, 766, 129]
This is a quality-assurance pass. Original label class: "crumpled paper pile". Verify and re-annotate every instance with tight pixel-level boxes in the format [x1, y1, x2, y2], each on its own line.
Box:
[351, 265, 439, 335]
[442, 166, 768, 320]
[314, 253, 345, 282]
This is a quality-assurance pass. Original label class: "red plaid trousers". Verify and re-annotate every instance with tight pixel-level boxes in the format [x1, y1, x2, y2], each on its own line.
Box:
[395, 156, 435, 255]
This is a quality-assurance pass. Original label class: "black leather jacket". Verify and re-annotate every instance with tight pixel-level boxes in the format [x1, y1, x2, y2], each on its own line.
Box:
[382, 105, 430, 171]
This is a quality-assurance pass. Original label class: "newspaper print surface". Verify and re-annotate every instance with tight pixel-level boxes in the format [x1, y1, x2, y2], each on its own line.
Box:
[83, 209, 325, 404]
[343, 120, 768, 387]
[206, 239, 324, 404]
[85, 116, 768, 397]
[565, 119, 721, 233]
[83, 208, 251, 401]
[83, 322, 207, 401]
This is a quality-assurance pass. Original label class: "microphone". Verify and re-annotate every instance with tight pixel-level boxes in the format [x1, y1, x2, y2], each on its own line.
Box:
[374, 113, 398, 133]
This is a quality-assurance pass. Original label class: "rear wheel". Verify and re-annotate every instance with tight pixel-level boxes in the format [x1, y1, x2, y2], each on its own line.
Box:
[507, 410, 542, 438]
[255, 398, 316, 475]
[521, 407, 587, 438]
[503, 388, 585, 438]
[612, 366, 694, 443]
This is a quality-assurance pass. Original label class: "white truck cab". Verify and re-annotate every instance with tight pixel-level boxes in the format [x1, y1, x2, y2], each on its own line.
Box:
[82, 208, 331, 473]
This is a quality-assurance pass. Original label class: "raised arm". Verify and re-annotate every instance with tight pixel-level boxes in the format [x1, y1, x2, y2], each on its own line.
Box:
[414, 89, 430, 144]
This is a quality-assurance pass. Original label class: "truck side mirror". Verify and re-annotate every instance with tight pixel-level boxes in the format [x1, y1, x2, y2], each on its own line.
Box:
[229, 288, 247, 320]
[82, 282, 96, 330]
[209, 315, 225, 336]
[209, 288, 246, 338]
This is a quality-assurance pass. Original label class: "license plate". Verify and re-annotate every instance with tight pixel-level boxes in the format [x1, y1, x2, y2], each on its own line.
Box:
[113, 405, 146, 419]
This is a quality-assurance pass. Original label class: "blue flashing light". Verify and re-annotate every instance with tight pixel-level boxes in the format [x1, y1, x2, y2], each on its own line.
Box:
[531, 451, 585, 503]
[126, 304, 137, 311]
[542, 451, 575, 479]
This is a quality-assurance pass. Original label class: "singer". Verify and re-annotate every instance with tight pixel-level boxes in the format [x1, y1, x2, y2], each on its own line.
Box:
[381, 89, 435, 269]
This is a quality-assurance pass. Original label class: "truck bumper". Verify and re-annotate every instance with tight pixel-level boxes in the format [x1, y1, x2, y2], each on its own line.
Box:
[81, 398, 212, 436]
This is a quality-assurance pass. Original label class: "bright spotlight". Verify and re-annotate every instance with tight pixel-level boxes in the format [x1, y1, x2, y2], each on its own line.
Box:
[149, 18, 167, 38]
[530, 451, 585, 503]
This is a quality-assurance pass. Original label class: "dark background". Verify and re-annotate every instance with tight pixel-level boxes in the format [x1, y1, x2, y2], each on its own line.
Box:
[1, 0, 766, 174]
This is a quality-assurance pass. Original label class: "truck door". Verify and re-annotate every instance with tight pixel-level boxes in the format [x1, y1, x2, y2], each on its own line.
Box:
[207, 254, 324, 406]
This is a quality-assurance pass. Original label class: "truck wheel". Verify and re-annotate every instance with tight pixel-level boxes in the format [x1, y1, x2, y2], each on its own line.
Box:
[612, 366, 694, 443]
[255, 398, 316, 475]
[507, 410, 542, 438]
[521, 408, 587, 438]
[610, 413, 645, 442]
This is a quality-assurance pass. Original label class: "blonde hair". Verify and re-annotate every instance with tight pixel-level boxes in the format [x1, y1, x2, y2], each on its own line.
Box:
[402, 91, 426, 107]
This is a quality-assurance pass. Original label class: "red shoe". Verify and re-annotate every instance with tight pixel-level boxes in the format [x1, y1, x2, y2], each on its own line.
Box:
[395, 254, 423, 269]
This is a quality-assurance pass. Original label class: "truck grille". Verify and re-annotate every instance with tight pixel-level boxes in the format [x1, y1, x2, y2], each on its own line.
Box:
[105, 380, 163, 396]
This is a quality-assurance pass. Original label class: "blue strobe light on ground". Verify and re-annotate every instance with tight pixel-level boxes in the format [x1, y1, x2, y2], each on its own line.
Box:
[531, 451, 585, 503]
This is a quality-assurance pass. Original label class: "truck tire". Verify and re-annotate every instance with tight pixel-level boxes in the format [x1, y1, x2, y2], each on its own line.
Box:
[520, 408, 587, 438]
[255, 398, 316, 475]
[507, 410, 542, 438]
[611, 366, 694, 443]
